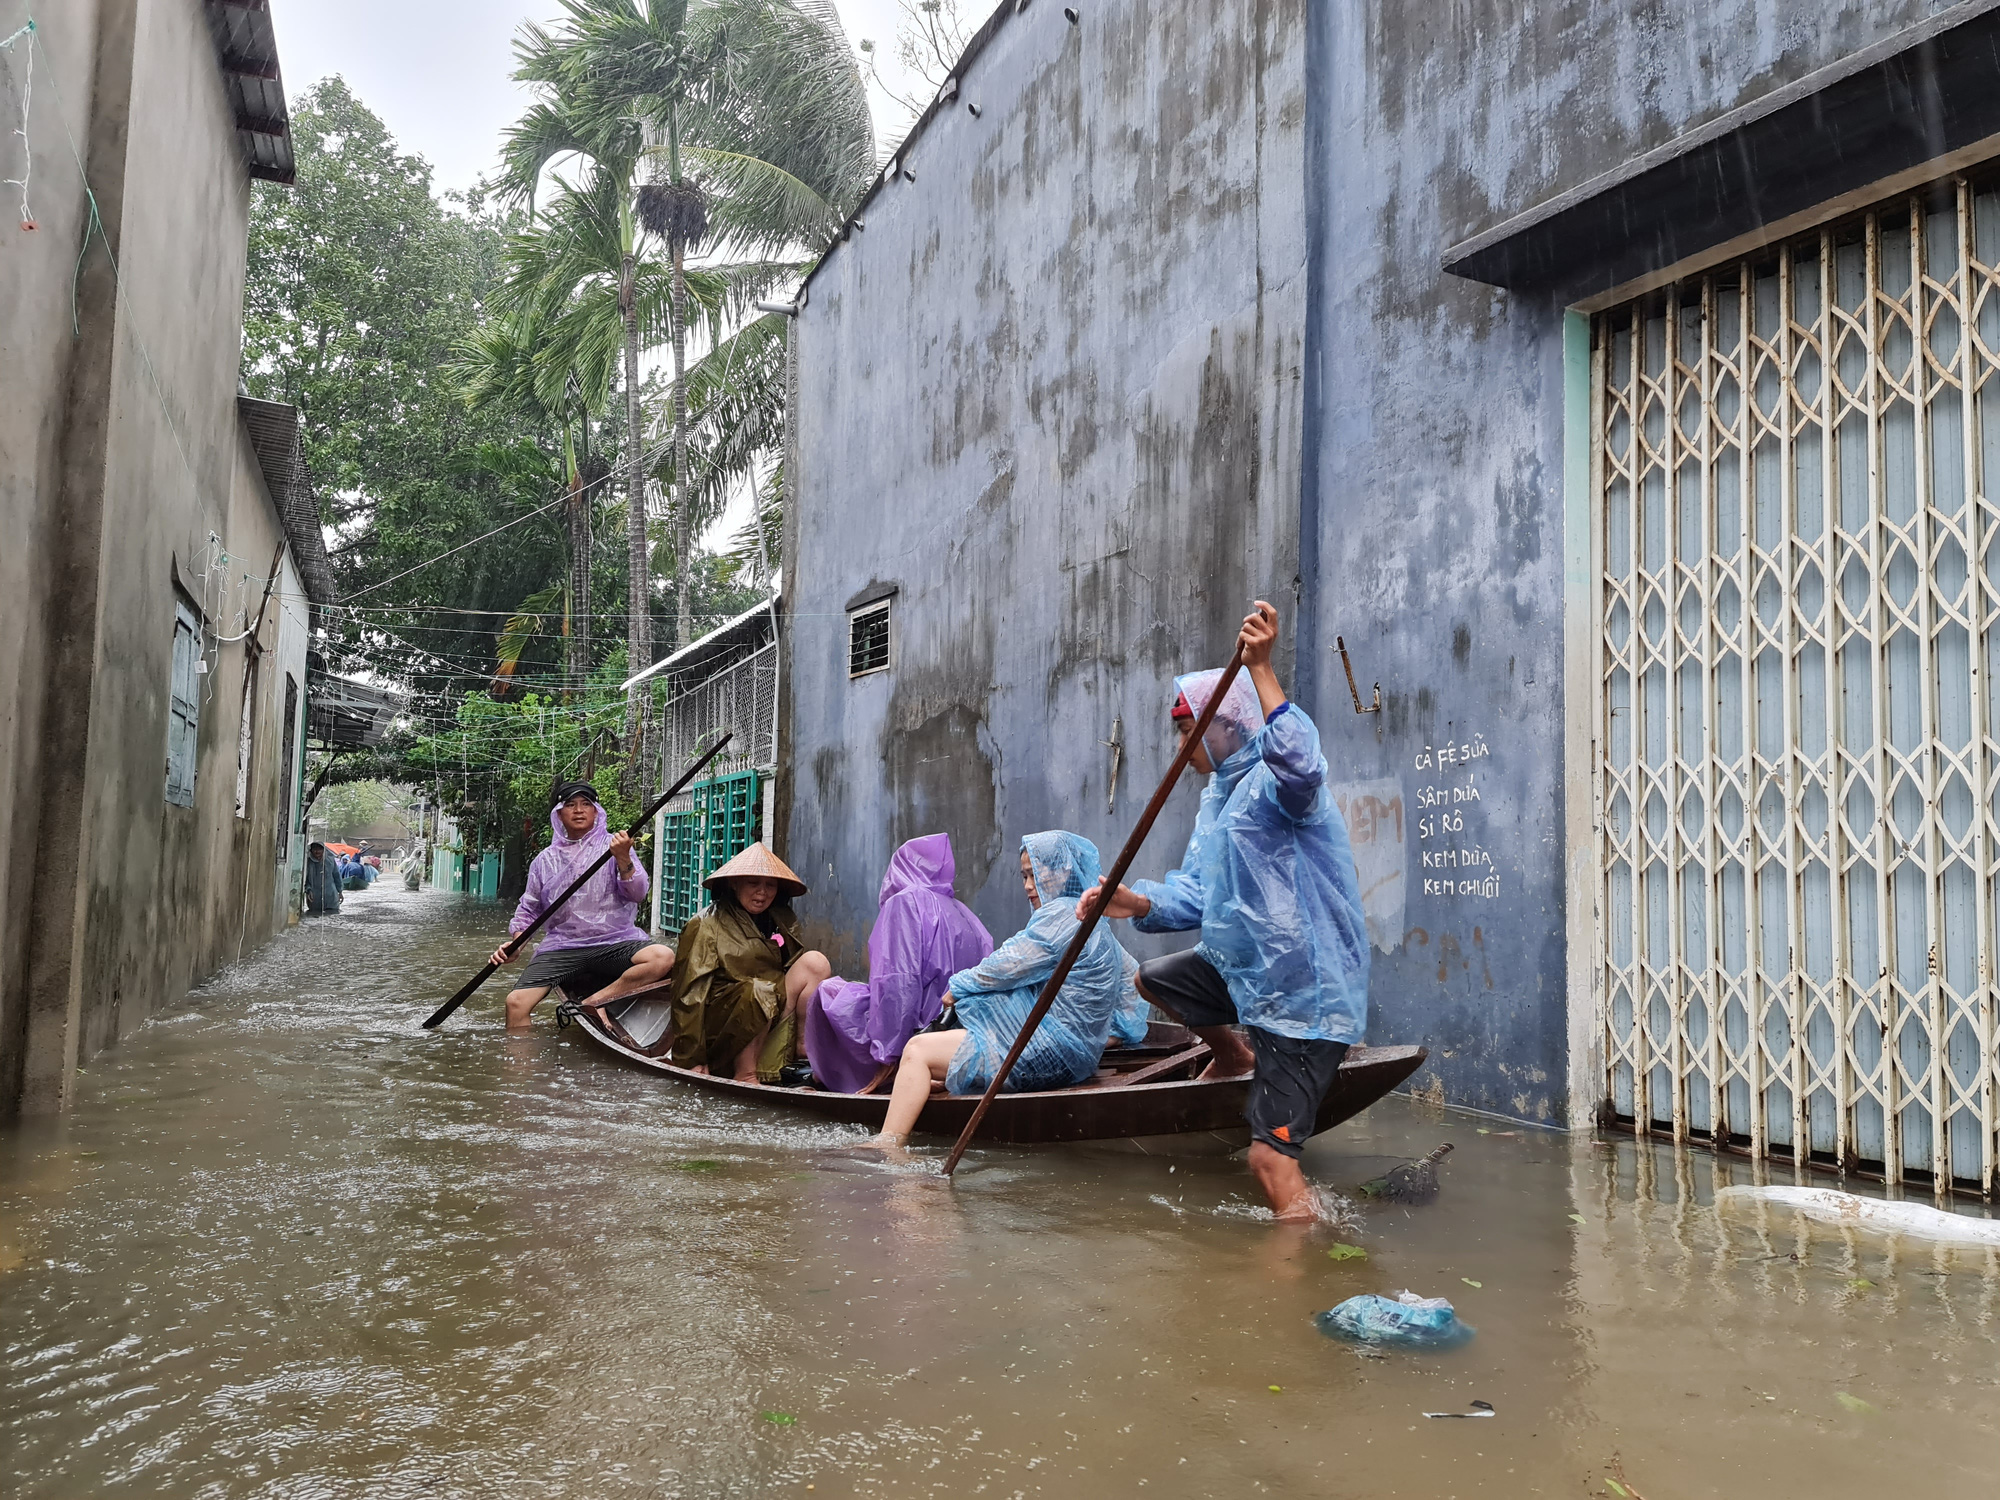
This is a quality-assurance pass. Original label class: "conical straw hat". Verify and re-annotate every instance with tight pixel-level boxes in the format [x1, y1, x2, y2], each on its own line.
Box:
[703, 841, 807, 899]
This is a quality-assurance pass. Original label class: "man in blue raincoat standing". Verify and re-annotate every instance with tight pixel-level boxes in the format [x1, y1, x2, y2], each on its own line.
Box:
[1080, 601, 1369, 1220]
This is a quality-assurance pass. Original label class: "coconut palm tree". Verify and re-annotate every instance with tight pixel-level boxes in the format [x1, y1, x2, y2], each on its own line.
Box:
[483, 166, 789, 653]
[501, 0, 873, 659]
[494, 89, 663, 785]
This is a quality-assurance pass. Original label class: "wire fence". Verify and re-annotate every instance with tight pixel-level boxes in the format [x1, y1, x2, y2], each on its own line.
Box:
[657, 640, 779, 792]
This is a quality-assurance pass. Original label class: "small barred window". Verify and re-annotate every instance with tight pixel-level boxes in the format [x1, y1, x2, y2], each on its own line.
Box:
[848, 601, 891, 677]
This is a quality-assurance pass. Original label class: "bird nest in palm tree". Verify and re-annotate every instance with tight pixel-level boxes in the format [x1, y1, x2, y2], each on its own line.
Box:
[637, 179, 709, 251]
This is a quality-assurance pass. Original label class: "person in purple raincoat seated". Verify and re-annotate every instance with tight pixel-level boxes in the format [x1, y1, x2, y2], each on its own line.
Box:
[491, 782, 674, 1028]
[803, 834, 995, 1094]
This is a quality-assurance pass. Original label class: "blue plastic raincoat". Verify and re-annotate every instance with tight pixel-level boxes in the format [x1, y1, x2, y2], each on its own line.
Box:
[945, 832, 1149, 1095]
[1131, 671, 1369, 1044]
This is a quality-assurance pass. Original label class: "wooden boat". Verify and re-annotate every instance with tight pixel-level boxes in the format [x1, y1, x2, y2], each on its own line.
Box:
[567, 984, 1428, 1146]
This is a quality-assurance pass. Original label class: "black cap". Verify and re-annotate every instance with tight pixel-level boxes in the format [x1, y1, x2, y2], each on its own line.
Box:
[552, 781, 600, 808]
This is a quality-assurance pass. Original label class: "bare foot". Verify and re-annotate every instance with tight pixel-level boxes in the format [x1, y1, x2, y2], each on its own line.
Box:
[1195, 1029, 1255, 1079]
[733, 1071, 760, 1085]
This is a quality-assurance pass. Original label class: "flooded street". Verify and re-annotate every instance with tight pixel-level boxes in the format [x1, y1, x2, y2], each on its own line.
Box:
[1, 886, 1996, 1498]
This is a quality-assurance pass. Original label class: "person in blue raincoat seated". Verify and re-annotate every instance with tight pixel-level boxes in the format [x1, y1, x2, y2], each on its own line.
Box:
[1079, 600, 1369, 1221]
[865, 831, 1151, 1147]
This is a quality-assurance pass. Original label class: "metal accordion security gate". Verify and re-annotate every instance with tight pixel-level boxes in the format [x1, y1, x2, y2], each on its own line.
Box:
[1593, 172, 2000, 1195]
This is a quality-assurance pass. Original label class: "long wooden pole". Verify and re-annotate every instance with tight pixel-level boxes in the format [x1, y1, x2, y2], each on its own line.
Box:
[421, 732, 732, 1029]
[941, 647, 1247, 1175]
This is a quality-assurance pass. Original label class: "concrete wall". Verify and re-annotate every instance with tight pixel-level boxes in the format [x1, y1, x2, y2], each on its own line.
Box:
[0, 0, 307, 1115]
[1302, 0, 1962, 1123]
[0, 0, 106, 1114]
[266, 545, 311, 927]
[785, 0, 1309, 969]
[784, 0, 1982, 1128]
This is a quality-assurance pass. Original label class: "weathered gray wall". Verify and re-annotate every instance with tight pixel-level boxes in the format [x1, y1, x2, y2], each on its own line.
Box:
[0, 0, 105, 1113]
[785, 0, 1308, 967]
[1303, 0, 1963, 1122]
[1, 0, 305, 1115]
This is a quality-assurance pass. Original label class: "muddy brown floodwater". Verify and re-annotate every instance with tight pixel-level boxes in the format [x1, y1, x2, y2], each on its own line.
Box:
[5, 885, 2000, 1498]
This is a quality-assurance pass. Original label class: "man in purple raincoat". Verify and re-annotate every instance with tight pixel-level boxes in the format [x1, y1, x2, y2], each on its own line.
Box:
[492, 782, 674, 1028]
[803, 834, 994, 1093]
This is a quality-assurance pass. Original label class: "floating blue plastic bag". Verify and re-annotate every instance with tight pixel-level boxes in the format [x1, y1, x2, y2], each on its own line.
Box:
[1317, 1290, 1475, 1349]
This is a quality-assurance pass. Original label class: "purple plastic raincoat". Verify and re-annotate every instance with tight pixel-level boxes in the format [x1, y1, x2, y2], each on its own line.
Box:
[509, 801, 651, 952]
[803, 834, 994, 1094]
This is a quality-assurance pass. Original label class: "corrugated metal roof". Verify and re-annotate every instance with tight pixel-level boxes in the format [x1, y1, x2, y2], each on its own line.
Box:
[307, 672, 402, 748]
[203, 0, 295, 185]
[238, 397, 337, 607]
[623, 595, 780, 691]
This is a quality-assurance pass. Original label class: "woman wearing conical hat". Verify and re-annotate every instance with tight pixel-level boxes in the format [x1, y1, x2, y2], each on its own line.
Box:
[666, 843, 832, 1082]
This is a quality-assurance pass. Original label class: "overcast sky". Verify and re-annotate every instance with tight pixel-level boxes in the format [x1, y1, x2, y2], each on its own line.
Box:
[272, 0, 927, 194]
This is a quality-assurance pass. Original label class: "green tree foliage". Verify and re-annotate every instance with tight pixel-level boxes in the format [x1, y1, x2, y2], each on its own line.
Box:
[241, 15, 871, 857]
[496, 0, 874, 653]
[407, 659, 649, 862]
[311, 779, 420, 840]
[242, 79, 585, 698]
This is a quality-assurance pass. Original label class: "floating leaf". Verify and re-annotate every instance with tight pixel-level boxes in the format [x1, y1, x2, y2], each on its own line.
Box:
[1267, 1384, 1283, 1393]
[1476, 1128, 1490, 1135]
[1461, 1278, 1483, 1288]
[1846, 1278, 1875, 1290]
[1835, 1392, 1876, 1414]
[1606, 1481, 1632, 1499]
[1569, 1213, 1586, 1224]
[762, 1411, 798, 1425]
[1326, 1243, 1369, 1262]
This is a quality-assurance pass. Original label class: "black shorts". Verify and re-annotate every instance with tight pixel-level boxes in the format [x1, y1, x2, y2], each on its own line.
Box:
[1137, 948, 1350, 1159]
[515, 939, 649, 997]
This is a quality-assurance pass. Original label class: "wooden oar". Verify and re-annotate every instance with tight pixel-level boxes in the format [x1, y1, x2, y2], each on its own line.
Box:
[421, 733, 734, 1029]
[941, 646, 1247, 1175]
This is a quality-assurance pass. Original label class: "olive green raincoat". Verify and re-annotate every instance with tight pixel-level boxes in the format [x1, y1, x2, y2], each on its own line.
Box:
[668, 896, 806, 1080]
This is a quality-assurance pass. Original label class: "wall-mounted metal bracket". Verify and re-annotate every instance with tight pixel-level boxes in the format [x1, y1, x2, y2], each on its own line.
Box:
[1337, 636, 1380, 714]
[1102, 716, 1124, 815]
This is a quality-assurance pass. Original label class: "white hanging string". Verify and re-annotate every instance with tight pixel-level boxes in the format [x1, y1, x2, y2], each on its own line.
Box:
[1, 20, 34, 231]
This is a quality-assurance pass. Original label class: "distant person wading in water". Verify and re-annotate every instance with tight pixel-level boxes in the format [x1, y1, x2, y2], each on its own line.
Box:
[304, 841, 342, 914]
[491, 783, 675, 1028]
[1078, 602, 1369, 1221]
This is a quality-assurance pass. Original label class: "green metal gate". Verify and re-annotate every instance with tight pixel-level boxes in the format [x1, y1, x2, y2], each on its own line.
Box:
[656, 770, 762, 934]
